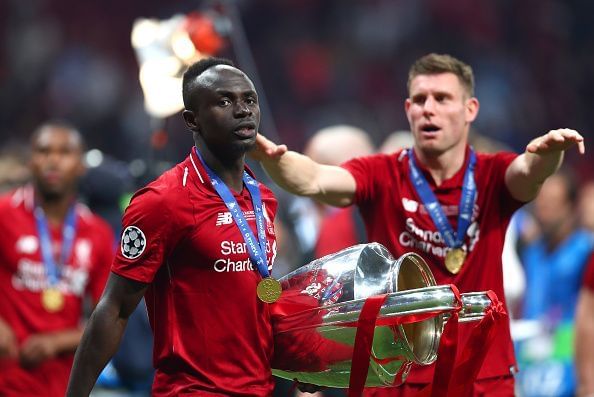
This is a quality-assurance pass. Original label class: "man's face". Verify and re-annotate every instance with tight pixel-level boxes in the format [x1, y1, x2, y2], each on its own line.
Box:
[184, 66, 260, 156]
[405, 73, 478, 156]
[30, 127, 84, 199]
[533, 175, 572, 235]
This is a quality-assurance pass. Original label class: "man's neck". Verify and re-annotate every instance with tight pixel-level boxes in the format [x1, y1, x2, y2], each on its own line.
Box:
[545, 218, 576, 252]
[198, 147, 246, 193]
[36, 191, 76, 226]
[413, 145, 467, 187]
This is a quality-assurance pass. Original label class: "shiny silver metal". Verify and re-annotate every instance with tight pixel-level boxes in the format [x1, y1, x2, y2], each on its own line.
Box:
[271, 243, 494, 388]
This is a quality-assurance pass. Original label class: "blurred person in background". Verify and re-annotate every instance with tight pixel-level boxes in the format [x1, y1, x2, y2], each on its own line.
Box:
[252, 53, 585, 396]
[276, 125, 374, 397]
[516, 170, 593, 397]
[0, 121, 114, 396]
[379, 130, 414, 154]
[294, 125, 374, 260]
[575, 248, 594, 397]
[0, 143, 31, 193]
[67, 57, 290, 396]
[577, 181, 594, 233]
[575, 180, 594, 397]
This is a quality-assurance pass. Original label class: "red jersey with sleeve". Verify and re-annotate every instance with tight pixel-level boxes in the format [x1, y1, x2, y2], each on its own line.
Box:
[582, 253, 594, 291]
[0, 185, 114, 397]
[111, 149, 278, 397]
[342, 147, 524, 384]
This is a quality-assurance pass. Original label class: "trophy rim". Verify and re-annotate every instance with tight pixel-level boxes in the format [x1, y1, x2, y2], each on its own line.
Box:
[392, 252, 442, 365]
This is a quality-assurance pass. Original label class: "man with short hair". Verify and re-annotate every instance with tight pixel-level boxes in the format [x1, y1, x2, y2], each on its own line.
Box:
[0, 122, 114, 396]
[252, 53, 585, 396]
[66, 58, 281, 396]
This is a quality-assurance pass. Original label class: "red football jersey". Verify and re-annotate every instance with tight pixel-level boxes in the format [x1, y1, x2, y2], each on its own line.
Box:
[342, 147, 523, 383]
[0, 185, 114, 397]
[582, 253, 594, 291]
[111, 150, 278, 396]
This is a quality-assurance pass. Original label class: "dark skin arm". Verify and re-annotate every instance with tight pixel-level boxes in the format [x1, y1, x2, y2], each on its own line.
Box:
[66, 272, 148, 397]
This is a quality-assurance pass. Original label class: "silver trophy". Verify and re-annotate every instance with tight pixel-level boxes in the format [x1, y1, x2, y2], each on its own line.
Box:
[270, 243, 495, 388]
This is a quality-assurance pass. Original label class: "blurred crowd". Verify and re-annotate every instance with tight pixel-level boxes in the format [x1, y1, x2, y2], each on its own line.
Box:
[1, 1, 594, 397]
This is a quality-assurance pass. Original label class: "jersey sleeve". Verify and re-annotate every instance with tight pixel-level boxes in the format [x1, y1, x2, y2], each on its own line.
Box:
[87, 221, 115, 303]
[341, 154, 389, 206]
[489, 151, 525, 216]
[111, 185, 183, 284]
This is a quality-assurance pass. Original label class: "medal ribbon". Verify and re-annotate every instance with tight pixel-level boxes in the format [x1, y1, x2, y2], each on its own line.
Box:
[408, 149, 477, 249]
[194, 147, 269, 278]
[34, 204, 77, 287]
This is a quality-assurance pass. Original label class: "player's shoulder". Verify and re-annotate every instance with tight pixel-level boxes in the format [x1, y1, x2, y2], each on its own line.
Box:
[0, 186, 30, 215]
[127, 163, 188, 211]
[344, 151, 400, 169]
[475, 150, 518, 162]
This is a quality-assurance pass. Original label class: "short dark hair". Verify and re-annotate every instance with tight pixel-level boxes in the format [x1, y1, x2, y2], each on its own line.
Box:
[30, 120, 85, 151]
[182, 57, 235, 108]
[408, 53, 475, 97]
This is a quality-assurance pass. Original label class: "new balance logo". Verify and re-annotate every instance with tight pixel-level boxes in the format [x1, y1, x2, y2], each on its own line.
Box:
[216, 212, 234, 226]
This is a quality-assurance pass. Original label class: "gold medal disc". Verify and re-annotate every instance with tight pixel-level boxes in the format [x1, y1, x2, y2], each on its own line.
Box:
[445, 248, 467, 274]
[41, 288, 65, 312]
[256, 277, 282, 303]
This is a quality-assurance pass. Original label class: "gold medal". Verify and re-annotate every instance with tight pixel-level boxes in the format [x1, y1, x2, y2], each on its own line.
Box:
[256, 277, 282, 303]
[445, 248, 466, 274]
[41, 288, 65, 312]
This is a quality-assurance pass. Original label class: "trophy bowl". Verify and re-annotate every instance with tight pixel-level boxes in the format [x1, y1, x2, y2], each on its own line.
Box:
[270, 243, 494, 388]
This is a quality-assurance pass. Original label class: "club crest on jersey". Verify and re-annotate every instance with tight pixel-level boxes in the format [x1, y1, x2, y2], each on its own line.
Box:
[121, 226, 146, 260]
[402, 198, 419, 213]
[16, 235, 39, 254]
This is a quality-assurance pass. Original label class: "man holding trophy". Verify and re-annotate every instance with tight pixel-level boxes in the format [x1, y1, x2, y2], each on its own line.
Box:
[67, 58, 284, 396]
[252, 53, 585, 396]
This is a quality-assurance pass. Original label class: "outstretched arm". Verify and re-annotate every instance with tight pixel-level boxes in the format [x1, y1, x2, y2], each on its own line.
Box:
[66, 273, 148, 397]
[250, 134, 357, 207]
[505, 128, 585, 202]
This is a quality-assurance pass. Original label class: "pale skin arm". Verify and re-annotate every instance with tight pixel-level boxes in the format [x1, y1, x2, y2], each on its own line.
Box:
[505, 128, 585, 202]
[0, 316, 18, 359]
[19, 328, 83, 368]
[251, 134, 357, 207]
[66, 273, 148, 397]
[576, 287, 594, 397]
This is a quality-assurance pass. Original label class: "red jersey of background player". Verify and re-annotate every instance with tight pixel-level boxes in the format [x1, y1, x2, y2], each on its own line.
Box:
[582, 254, 594, 291]
[342, 146, 523, 383]
[0, 185, 114, 396]
[111, 149, 278, 396]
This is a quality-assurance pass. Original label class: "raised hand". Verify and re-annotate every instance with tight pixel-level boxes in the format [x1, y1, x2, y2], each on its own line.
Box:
[249, 133, 288, 161]
[526, 128, 585, 155]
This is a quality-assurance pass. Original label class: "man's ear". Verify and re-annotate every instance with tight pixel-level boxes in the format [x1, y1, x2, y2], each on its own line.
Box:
[182, 110, 200, 132]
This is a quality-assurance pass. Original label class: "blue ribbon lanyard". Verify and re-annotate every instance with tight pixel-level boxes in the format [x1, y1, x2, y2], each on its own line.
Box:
[34, 205, 77, 287]
[408, 149, 477, 248]
[194, 148, 269, 278]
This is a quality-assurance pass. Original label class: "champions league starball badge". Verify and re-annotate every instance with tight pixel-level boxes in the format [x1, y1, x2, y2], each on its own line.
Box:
[121, 226, 146, 259]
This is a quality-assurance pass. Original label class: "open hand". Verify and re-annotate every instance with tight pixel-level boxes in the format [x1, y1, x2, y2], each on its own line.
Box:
[526, 128, 585, 155]
[19, 334, 59, 368]
[249, 133, 288, 161]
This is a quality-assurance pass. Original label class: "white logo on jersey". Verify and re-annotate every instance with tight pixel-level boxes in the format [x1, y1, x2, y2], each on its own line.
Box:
[216, 212, 234, 226]
[16, 235, 38, 254]
[121, 226, 146, 259]
[402, 198, 419, 213]
[75, 239, 92, 268]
